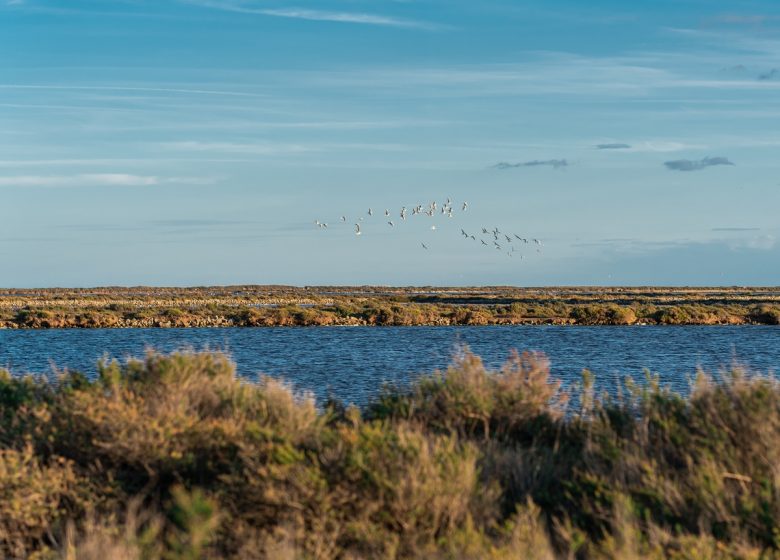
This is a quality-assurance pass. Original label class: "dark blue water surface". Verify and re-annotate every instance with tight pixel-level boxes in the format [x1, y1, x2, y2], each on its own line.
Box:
[1, 326, 778, 404]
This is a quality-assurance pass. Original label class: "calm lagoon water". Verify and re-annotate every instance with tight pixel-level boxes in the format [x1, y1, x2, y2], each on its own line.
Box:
[1, 326, 778, 404]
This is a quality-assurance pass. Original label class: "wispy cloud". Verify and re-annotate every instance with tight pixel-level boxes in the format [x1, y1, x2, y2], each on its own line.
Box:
[628, 141, 706, 153]
[493, 159, 569, 170]
[0, 174, 210, 187]
[712, 227, 761, 232]
[727, 234, 777, 251]
[292, 58, 780, 104]
[596, 143, 631, 150]
[706, 14, 780, 26]
[589, 140, 708, 154]
[259, 8, 434, 28]
[664, 156, 735, 171]
[573, 233, 778, 256]
[146, 219, 253, 228]
[182, 1, 441, 29]
[163, 141, 313, 156]
[163, 140, 410, 154]
[0, 85, 265, 98]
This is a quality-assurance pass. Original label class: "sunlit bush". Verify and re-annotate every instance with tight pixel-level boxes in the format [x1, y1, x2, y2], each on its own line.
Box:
[1, 349, 779, 558]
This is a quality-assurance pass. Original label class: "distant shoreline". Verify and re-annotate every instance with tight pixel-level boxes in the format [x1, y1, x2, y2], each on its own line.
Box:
[1, 286, 779, 328]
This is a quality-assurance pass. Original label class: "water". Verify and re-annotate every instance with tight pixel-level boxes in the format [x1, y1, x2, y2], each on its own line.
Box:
[1, 326, 778, 404]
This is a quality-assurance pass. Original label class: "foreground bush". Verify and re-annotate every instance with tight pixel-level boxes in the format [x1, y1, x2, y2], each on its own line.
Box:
[1, 350, 780, 558]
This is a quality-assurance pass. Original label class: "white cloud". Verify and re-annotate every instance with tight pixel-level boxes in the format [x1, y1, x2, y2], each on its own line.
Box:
[259, 8, 430, 28]
[283, 49, 780, 101]
[730, 235, 777, 251]
[182, 1, 440, 29]
[163, 140, 410, 154]
[0, 85, 264, 98]
[628, 141, 708, 153]
[0, 174, 209, 187]
[163, 141, 313, 155]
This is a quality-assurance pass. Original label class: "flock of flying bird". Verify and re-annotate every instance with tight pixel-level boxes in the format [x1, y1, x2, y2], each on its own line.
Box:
[314, 199, 543, 259]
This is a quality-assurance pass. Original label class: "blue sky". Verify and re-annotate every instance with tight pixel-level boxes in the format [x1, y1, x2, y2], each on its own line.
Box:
[1, 0, 779, 286]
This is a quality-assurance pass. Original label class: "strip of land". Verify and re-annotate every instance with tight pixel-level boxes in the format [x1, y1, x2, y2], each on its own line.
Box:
[1, 286, 780, 328]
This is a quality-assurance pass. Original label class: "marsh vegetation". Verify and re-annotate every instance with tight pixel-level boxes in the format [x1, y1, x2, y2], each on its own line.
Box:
[2, 349, 780, 558]
[2, 286, 780, 328]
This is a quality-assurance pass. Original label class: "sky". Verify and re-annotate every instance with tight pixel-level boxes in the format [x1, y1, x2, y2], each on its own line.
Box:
[1, 0, 779, 287]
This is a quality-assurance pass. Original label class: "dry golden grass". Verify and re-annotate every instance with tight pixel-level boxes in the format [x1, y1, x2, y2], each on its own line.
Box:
[1, 349, 780, 558]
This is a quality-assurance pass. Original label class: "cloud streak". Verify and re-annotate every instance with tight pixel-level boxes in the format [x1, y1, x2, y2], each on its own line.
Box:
[596, 143, 631, 150]
[493, 159, 569, 170]
[0, 174, 209, 187]
[0, 84, 265, 98]
[163, 140, 410, 154]
[664, 156, 735, 171]
[259, 8, 432, 28]
[164, 141, 313, 155]
[182, 1, 440, 29]
[707, 14, 780, 27]
[733, 235, 776, 251]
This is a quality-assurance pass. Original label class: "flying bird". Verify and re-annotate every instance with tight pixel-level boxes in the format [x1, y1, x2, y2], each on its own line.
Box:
[312, 198, 545, 265]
